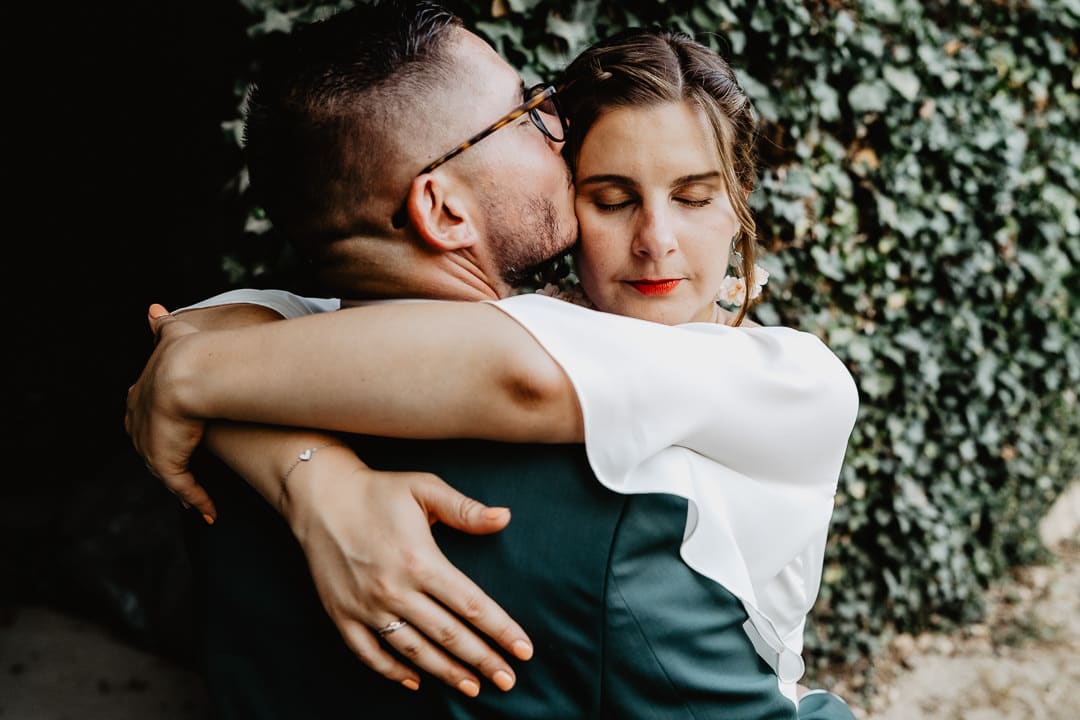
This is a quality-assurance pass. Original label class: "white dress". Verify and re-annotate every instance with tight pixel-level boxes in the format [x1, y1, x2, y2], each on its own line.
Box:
[179, 289, 859, 691]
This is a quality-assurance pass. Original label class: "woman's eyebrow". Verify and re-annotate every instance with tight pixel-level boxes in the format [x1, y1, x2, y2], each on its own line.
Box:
[576, 174, 636, 187]
[671, 171, 721, 187]
[577, 171, 722, 188]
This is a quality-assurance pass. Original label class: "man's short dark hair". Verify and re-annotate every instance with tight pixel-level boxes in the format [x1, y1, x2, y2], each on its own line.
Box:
[243, 1, 462, 241]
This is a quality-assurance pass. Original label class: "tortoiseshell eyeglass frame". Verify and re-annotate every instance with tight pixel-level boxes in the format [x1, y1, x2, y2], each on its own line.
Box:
[390, 84, 568, 228]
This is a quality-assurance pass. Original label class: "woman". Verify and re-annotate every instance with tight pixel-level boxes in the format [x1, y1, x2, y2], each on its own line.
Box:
[131, 27, 856, 718]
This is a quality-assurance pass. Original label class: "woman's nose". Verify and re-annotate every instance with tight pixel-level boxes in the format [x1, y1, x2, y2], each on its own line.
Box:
[633, 207, 678, 258]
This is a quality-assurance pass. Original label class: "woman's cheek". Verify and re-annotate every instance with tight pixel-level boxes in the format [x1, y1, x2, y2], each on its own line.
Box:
[575, 217, 611, 306]
[578, 217, 617, 272]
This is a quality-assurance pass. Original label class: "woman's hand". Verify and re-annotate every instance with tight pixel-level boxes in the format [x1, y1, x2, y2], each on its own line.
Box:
[283, 449, 533, 696]
[126, 301, 290, 521]
[126, 304, 217, 520]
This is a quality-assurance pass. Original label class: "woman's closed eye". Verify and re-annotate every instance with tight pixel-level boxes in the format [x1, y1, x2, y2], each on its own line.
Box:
[590, 191, 637, 212]
[675, 196, 712, 208]
[672, 182, 718, 209]
[590, 195, 713, 212]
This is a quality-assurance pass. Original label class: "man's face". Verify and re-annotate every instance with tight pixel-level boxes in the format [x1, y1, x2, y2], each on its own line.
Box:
[441, 32, 578, 290]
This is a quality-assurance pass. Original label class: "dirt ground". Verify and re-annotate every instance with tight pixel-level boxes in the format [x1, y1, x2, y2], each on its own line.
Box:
[835, 481, 1080, 720]
[0, 606, 210, 720]
[2, 483, 1077, 720]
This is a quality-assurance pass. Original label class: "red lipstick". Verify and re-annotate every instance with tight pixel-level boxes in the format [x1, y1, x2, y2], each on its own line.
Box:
[627, 279, 682, 296]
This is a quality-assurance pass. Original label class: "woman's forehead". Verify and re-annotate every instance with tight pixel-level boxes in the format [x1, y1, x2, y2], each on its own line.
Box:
[577, 102, 722, 177]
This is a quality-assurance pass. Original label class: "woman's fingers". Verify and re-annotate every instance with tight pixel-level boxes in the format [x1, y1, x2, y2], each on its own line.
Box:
[379, 623, 481, 697]
[380, 591, 520, 694]
[413, 475, 511, 535]
[337, 618, 422, 691]
[421, 557, 533, 664]
[410, 474, 533, 663]
[159, 470, 218, 523]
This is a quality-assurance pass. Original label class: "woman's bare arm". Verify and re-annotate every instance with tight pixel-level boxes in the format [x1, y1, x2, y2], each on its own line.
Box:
[159, 301, 584, 443]
[126, 300, 581, 515]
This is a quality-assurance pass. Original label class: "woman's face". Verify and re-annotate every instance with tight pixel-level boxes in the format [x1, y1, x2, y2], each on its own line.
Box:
[574, 101, 738, 325]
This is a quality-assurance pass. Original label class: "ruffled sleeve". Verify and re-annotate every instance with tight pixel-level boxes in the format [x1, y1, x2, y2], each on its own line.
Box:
[490, 293, 858, 682]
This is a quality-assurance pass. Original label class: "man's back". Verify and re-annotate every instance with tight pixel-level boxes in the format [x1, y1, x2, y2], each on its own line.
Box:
[187, 437, 799, 719]
[189, 438, 623, 718]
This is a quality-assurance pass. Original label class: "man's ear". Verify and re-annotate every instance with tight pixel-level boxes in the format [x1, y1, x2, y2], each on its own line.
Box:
[403, 173, 479, 251]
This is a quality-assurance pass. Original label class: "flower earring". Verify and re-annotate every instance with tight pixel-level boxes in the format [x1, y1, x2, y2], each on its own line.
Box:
[716, 241, 769, 307]
[716, 266, 769, 307]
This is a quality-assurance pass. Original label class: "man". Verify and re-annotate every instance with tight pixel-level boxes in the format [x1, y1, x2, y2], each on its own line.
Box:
[129, 2, 854, 718]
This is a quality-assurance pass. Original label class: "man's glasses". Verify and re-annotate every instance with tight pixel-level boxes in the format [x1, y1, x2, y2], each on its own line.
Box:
[391, 84, 568, 228]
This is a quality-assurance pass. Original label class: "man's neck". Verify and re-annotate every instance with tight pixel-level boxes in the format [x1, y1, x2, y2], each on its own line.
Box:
[314, 233, 513, 303]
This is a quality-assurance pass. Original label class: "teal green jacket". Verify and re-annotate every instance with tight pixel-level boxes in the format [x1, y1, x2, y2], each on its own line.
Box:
[186, 437, 852, 719]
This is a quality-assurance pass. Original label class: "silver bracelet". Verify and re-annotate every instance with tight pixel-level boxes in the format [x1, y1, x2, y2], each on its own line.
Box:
[278, 442, 345, 513]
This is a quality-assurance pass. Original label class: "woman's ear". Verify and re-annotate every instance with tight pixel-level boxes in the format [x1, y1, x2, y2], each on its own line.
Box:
[403, 173, 479, 252]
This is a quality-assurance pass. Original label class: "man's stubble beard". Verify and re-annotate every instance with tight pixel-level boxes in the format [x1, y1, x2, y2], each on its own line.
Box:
[486, 193, 577, 289]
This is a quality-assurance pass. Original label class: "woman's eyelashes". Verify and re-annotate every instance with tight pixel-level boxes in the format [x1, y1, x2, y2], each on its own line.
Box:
[594, 197, 635, 212]
[676, 196, 712, 208]
[673, 182, 717, 208]
[588, 191, 714, 212]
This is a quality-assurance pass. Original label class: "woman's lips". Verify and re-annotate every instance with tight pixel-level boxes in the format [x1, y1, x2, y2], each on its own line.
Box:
[626, 279, 682, 296]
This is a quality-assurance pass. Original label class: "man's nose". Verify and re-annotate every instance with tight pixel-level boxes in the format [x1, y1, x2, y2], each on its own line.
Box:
[633, 206, 678, 258]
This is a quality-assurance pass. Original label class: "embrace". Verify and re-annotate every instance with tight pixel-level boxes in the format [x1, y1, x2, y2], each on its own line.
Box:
[127, 2, 860, 718]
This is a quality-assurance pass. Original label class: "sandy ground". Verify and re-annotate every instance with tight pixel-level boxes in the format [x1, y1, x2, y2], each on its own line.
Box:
[836, 481, 1080, 720]
[2, 482, 1077, 720]
[0, 608, 210, 720]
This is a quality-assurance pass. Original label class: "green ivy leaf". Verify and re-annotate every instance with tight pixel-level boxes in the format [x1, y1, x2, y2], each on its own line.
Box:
[848, 79, 891, 113]
[883, 65, 921, 101]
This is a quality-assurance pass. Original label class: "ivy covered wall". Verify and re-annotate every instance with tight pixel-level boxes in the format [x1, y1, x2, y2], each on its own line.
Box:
[222, 0, 1080, 677]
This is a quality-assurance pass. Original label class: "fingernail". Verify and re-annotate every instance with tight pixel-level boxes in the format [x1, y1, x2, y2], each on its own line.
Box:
[457, 678, 480, 698]
[493, 670, 514, 692]
[202, 513, 215, 526]
[512, 640, 533, 661]
[401, 678, 420, 692]
[483, 507, 509, 521]
[148, 303, 170, 319]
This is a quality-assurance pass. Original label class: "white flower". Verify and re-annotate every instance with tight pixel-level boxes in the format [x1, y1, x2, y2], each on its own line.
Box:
[717, 276, 748, 305]
[534, 283, 594, 308]
[534, 283, 563, 298]
[750, 264, 770, 287]
[717, 264, 770, 306]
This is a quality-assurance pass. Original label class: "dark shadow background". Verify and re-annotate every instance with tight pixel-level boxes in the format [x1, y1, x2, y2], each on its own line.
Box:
[7, 1, 254, 666]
